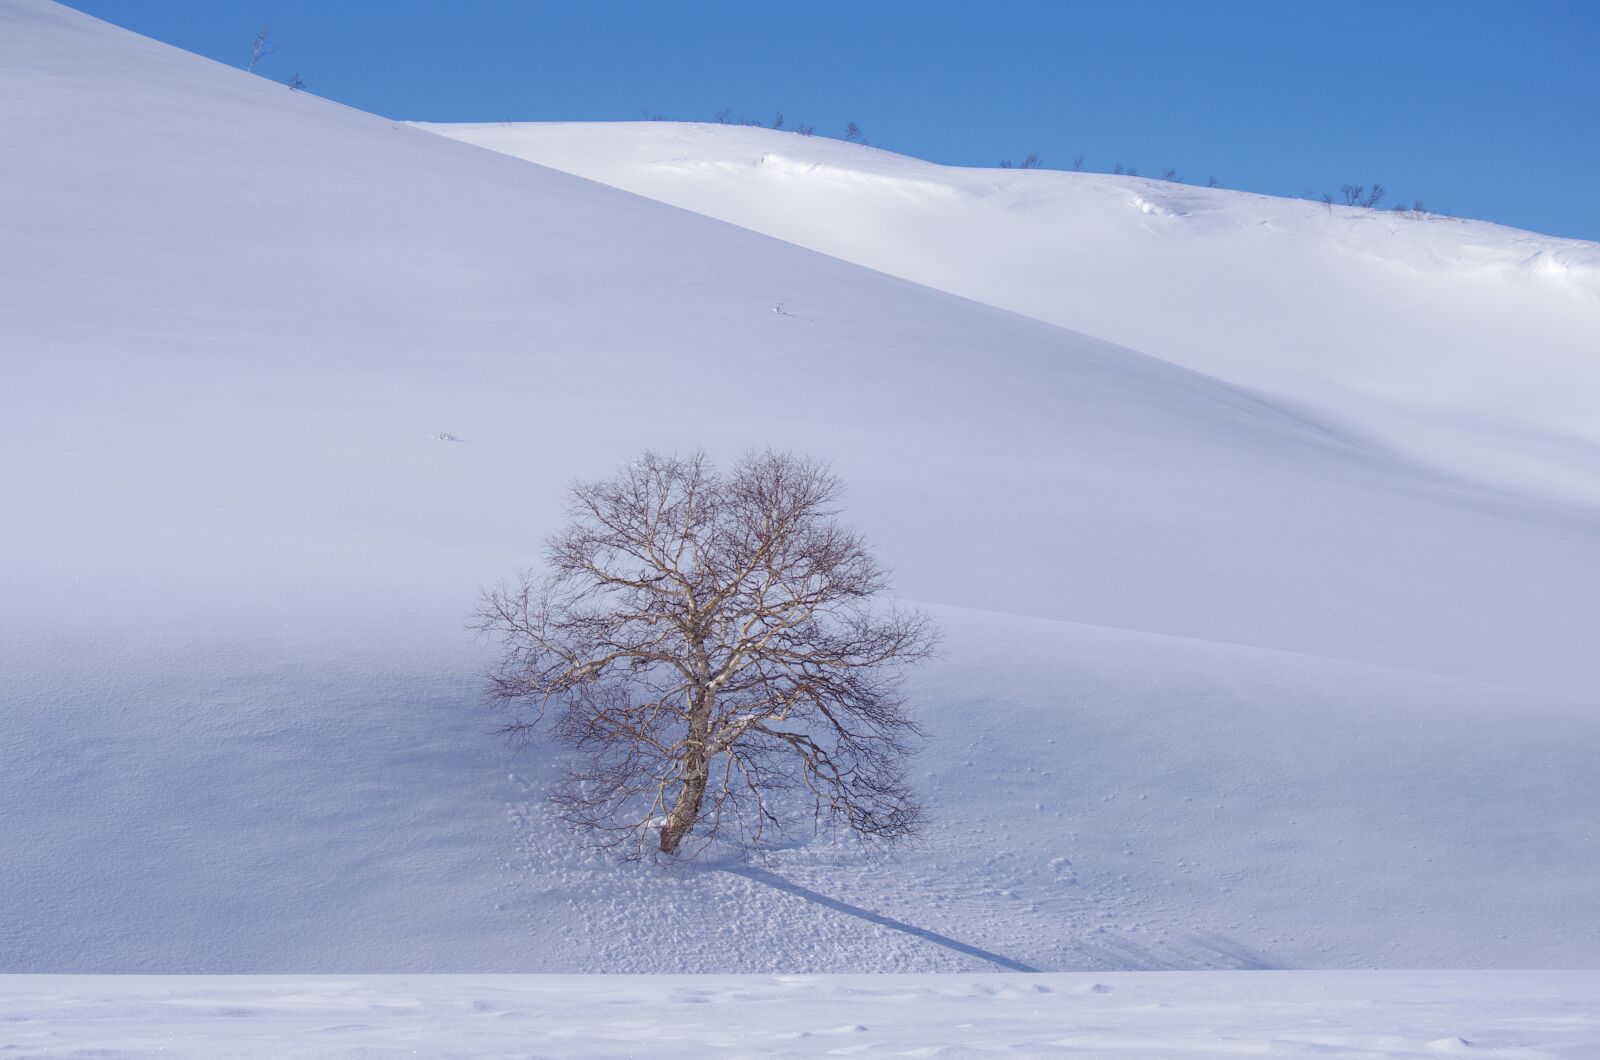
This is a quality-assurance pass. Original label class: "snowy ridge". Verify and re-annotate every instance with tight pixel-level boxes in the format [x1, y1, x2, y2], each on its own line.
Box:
[425, 120, 1600, 507]
[2, 0, 1599, 976]
[428, 121, 1600, 285]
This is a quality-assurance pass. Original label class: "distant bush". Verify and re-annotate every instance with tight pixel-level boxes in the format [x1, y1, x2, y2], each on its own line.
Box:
[1338, 183, 1386, 209]
[1313, 184, 1439, 218]
[707, 108, 822, 142]
[998, 153, 1043, 170]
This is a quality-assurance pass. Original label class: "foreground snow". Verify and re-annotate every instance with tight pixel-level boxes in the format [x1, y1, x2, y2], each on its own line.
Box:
[4, 972, 1597, 1058]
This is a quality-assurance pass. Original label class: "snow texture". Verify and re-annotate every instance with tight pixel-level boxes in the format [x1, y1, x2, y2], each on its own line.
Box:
[4, 972, 1598, 1058]
[2, 0, 1599, 978]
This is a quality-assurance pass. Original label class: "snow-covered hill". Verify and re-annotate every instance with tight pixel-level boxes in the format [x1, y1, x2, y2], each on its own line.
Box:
[424, 121, 1600, 508]
[3, 0, 1598, 975]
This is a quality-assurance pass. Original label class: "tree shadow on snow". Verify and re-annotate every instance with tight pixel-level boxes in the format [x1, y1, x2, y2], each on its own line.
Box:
[721, 865, 1040, 972]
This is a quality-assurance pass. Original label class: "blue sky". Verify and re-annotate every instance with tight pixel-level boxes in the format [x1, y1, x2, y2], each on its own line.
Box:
[64, 0, 1600, 240]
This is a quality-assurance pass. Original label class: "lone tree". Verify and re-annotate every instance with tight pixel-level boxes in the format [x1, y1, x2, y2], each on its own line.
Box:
[475, 450, 936, 858]
[245, 24, 277, 73]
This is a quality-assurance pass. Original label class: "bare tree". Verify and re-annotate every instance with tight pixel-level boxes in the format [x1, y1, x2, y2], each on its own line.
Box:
[246, 24, 277, 73]
[1071, 155, 1085, 171]
[1338, 183, 1386, 209]
[999, 152, 1043, 170]
[843, 121, 863, 142]
[1161, 167, 1181, 182]
[771, 111, 785, 130]
[474, 450, 937, 859]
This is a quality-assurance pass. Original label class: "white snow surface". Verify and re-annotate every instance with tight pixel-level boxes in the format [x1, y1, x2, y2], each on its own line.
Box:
[5, 972, 1599, 1058]
[423, 120, 1600, 508]
[3, 0, 1599, 977]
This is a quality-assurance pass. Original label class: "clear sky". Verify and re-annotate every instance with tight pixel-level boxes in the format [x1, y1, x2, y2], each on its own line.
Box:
[61, 0, 1600, 241]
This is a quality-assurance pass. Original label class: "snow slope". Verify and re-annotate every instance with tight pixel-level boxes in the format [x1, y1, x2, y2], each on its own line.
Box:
[3, 0, 1598, 974]
[424, 121, 1600, 508]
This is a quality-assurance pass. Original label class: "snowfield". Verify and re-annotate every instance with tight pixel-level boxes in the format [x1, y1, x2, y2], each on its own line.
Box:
[3, 0, 1599, 1029]
[5, 972, 1599, 1058]
[424, 120, 1600, 508]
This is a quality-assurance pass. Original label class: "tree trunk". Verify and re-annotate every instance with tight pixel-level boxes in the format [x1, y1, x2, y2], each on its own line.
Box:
[659, 687, 711, 855]
[658, 764, 707, 855]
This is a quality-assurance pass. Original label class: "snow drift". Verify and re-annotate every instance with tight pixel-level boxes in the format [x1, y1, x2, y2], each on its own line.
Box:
[2, 0, 1598, 973]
